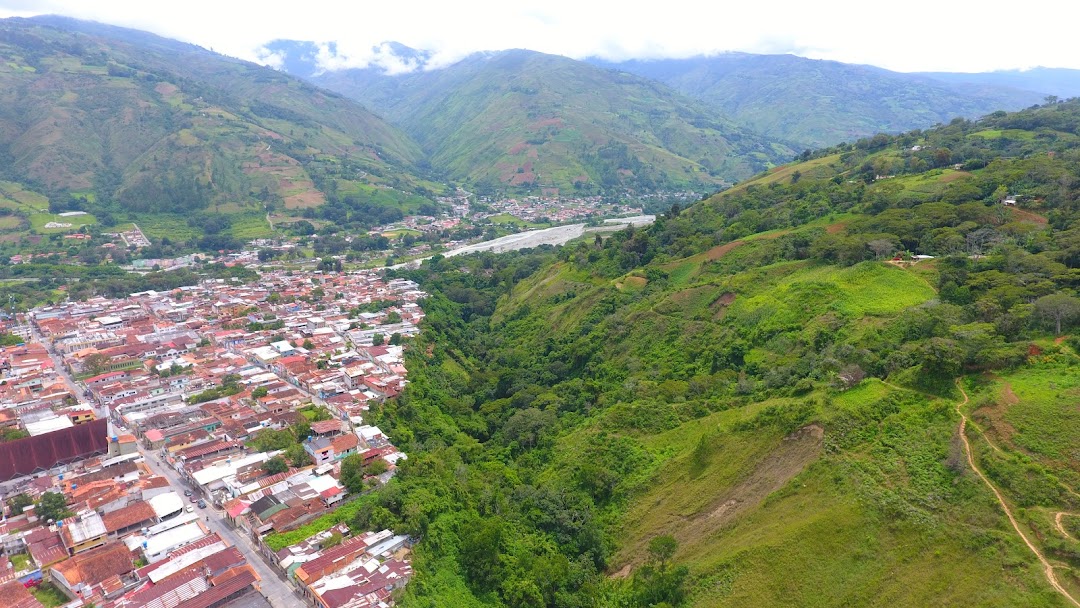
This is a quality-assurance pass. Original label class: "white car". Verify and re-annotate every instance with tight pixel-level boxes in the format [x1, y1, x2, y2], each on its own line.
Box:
[186, 505, 194, 513]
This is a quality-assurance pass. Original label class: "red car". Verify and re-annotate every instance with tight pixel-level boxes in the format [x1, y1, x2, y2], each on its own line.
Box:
[190, 496, 199, 503]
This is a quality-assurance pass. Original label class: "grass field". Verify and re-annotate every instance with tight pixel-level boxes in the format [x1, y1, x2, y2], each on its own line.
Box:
[600, 375, 1064, 607]
[381, 228, 422, 238]
[721, 154, 842, 197]
[30, 582, 68, 608]
[130, 214, 201, 241]
[229, 213, 274, 240]
[28, 211, 96, 233]
[8, 552, 31, 571]
[969, 129, 1038, 141]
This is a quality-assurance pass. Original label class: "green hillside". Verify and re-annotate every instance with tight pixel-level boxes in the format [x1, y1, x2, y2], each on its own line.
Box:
[0, 17, 434, 239]
[299, 100, 1080, 607]
[593, 54, 1045, 149]
[275, 45, 794, 193]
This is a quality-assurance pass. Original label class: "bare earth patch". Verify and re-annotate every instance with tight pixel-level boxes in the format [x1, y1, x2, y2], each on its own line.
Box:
[705, 241, 745, 261]
[1010, 207, 1050, 226]
[940, 170, 973, 183]
[711, 292, 736, 319]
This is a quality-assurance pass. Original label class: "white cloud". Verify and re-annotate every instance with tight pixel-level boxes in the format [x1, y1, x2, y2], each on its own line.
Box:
[0, 0, 1079, 73]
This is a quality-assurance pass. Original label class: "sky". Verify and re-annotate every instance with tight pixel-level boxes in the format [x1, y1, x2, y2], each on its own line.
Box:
[0, 0, 1078, 74]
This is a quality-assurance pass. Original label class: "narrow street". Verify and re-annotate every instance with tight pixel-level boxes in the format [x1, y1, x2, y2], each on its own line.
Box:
[28, 322, 98, 415]
[138, 447, 305, 608]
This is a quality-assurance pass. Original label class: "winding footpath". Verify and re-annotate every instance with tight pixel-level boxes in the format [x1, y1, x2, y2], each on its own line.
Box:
[953, 379, 1080, 607]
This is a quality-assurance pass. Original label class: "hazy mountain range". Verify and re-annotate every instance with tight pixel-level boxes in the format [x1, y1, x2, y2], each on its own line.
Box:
[2, 14, 1079, 221]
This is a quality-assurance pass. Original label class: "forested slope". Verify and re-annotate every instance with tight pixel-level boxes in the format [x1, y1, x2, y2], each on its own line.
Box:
[0, 16, 433, 240]
[271, 101, 1080, 607]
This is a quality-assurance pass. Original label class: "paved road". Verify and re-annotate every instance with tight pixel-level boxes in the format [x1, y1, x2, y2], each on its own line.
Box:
[28, 323, 100, 416]
[139, 449, 304, 608]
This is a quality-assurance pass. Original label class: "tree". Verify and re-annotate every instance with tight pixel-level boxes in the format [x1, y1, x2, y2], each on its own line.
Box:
[459, 517, 504, 592]
[365, 458, 389, 477]
[286, 443, 309, 468]
[83, 353, 109, 376]
[867, 238, 897, 260]
[1033, 293, 1080, 336]
[372, 333, 385, 346]
[263, 456, 289, 475]
[388, 333, 403, 346]
[251, 386, 269, 399]
[340, 454, 365, 493]
[302, 339, 314, 350]
[6, 493, 33, 515]
[37, 492, 73, 523]
[385, 311, 402, 324]
[634, 535, 688, 606]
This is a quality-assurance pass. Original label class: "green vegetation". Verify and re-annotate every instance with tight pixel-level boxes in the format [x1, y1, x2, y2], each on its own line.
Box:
[187, 374, 242, 403]
[263, 456, 289, 475]
[300, 48, 790, 193]
[30, 582, 69, 608]
[5, 494, 32, 515]
[0, 16, 435, 243]
[8, 553, 31, 571]
[596, 55, 1043, 148]
[35, 492, 73, 523]
[297, 100, 1080, 607]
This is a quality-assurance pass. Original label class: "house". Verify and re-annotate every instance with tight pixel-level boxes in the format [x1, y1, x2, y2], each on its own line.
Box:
[49, 541, 135, 600]
[0, 579, 44, 608]
[1003, 196, 1017, 206]
[102, 501, 158, 537]
[330, 433, 359, 461]
[59, 511, 108, 555]
[303, 436, 334, 465]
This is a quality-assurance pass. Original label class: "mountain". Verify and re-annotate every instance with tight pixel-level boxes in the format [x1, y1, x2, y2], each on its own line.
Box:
[265, 42, 795, 193]
[0, 16, 431, 232]
[329, 100, 1080, 606]
[916, 67, 1080, 100]
[590, 53, 1046, 148]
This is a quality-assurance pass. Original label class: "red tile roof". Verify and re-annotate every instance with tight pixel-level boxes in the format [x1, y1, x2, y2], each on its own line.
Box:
[50, 542, 134, 587]
[0, 580, 43, 608]
[311, 420, 343, 435]
[101, 501, 157, 533]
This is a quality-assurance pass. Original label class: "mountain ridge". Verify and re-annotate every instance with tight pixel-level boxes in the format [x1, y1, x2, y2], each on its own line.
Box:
[0, 16, 433, 227]
[264, 41, 796, 194]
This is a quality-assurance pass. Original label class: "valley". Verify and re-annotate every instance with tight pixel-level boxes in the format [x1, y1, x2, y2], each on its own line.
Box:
[1, 10, 1080, 608]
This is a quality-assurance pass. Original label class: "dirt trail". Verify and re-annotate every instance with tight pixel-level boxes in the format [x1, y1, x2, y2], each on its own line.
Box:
[954, 380, 1080, 607]
[1056, 512, 1079, 542]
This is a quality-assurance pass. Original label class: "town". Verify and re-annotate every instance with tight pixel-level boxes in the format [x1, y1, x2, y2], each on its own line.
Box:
[0, 267, 425, 608]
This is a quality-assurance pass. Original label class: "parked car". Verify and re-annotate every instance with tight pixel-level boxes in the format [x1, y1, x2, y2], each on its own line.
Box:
[189, 496, 198, 503]
[183, 489, 193, 497]
[197, 499, 206, 508]
[186, 505, 194, 513]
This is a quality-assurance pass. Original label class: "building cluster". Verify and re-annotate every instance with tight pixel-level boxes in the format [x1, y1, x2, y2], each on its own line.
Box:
[479, 194, 643, 223]
[0, 339, 85, 438]
[0, 268, 425, 607]
[274, 525, 412, 608]
[0, 451, 263, 608]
